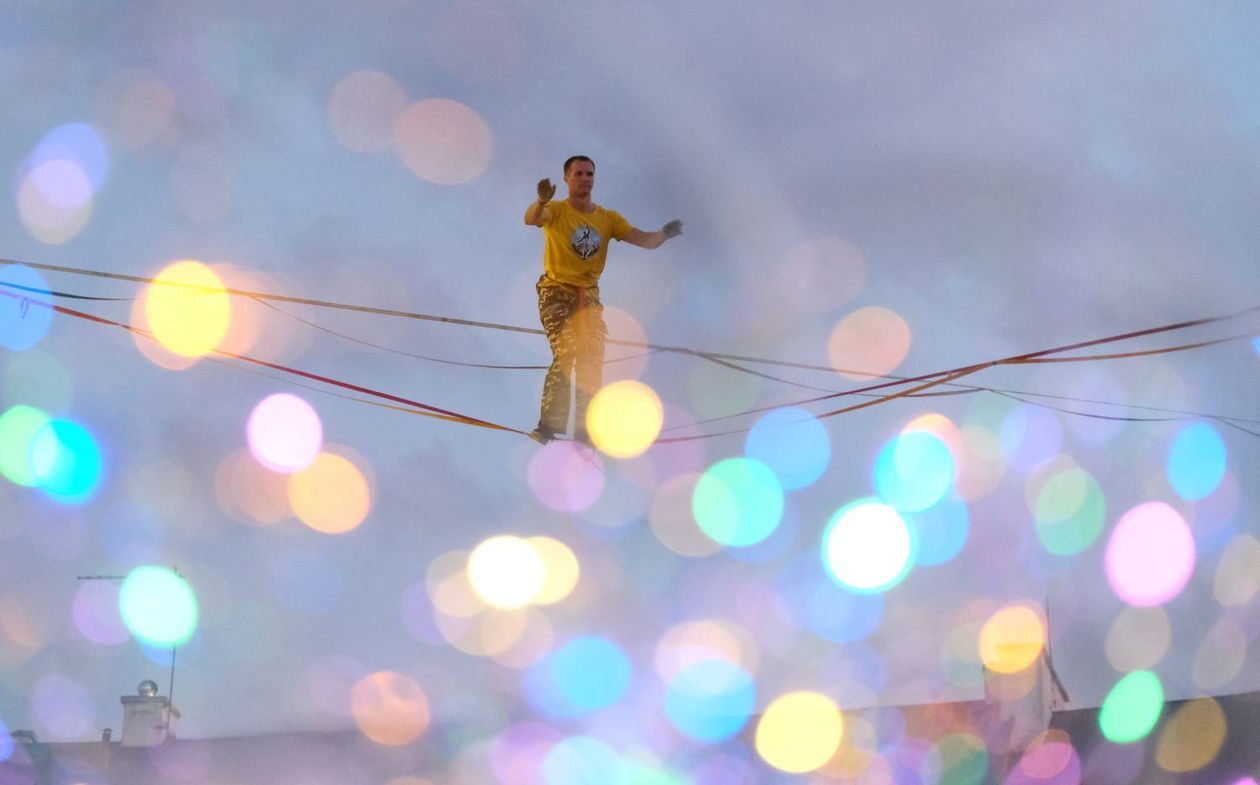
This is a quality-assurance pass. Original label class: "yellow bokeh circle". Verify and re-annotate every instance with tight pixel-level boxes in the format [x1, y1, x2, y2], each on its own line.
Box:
[526, 536, 580, 605]
[586, 380, 663, 458]
[145, 260, 231, 357]
[979, 604, 1046, 674]
[350, 671, 430, 747]
[1156, 697, 1226, 773]
[467, 535, 545, 609]
[755, 691, 844, 773]
[287, 451, 371, 534]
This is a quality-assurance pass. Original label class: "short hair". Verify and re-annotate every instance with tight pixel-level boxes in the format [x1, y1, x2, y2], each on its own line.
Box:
[563, 155, 594, 174]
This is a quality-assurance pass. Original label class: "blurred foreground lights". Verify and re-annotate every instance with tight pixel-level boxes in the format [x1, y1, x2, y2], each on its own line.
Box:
[527, 441, 605, 512]
[525, 635, 631, 719]
[0, 264, 55, 350]
[1008, 730, 1080, 785]
[394, 98, 494, 185]
[586, 380, 663, 458]
[468, 535, 546, 609]
[1105, 502, 1195, 606]
[924, 733, 988, 785]
[327, 70, 407, 153]
[874, 430, 954, 513]
[1099, 670, 1163, 743]
[1027, 457, 1105, 557]
[1166, 422, 1226, 501]
[827, 306, 911, 381]
[978, 604, 1045, 674]
[351, 671, 430, 746]
[665, 659, 755, 743]
[744, 407, 830, 490]
[1156, 697, 1226, 773]
[692, 457, 784, 547]
[0, 404, 50, 486]
[16, 123, 108, 245]
[144, 260, 231, 358]
[246, 393, 323, 473]
[30, 418, 103, 503]
[823, 499, 914, 594]
[288, 450, 372, 534]
[755, 691, 843, 773]
[119, 566, 198, 647]
[527, 536, 580, 606]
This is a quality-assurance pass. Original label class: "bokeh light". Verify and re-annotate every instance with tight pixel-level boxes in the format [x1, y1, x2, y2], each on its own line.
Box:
[744, 407, 830, 490]
[1027, 457, 1106, 556]
[1155, 697, 1225, 773]
[246, 392, 323, 473]
[541, 736, 620, 785]
[654, 619, 757, 683]
[903, 492, 969, 566]
[394, 98, 494, 185]
[350, 671, 430, 746]
[287, 450, 372, 534]
[822, 499, 915, 594]
[586, 380, 663, 458]
[29, 418, 103, 503]
[1104, 606, 1171, 672]
[214, 447, 292, 525]
[874, 429, 955, 512]
[527, 441, 605, 512]
[649, 473, 723, 557]
[692, 457, 784, 547]
[95, 70, 177, 149]
[468, 535, 546, 610]
[328, 70, 408, 153]
[1099, 670, 1163, 743]
[0, 264, 55, 350]
[827, 306, 911, 380]
[1005, 730, 1080, 785]
[978, 603, 1045, 674]
[1105, 502, 1195, 606]
[0, 404, 50, 487]
[526, 635, 631, 719]
[71, 580, 130, 646]
[755, 691, 844, 773]
[664, 659, 755, 743]
[922, 733, 988, 785]
[16, 123, 108, 245]
[119, 566, 198, 647]
[1166, 421, 1226, 501]
[527, 536, 580, 606]
[1214, 533, 1260, 607]
[144, 260, 231, 358]
[1, 350, 72, 413]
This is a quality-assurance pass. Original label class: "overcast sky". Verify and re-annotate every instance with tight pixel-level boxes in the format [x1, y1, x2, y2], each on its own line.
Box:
[2, 1, 1259, 780]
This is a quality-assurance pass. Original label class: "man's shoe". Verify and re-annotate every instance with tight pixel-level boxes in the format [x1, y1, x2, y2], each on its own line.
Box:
[529, 425, 557, 444]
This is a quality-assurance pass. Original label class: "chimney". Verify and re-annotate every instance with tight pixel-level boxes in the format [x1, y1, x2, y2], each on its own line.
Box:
[120, 680, 174, 747]
[101, 728, 113, 742]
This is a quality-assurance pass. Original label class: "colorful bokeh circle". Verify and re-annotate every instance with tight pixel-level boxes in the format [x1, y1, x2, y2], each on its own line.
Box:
[1105, 502, 1195, 607]
[586, 380, 663, 458]
[119, 566, 198, 647]
[822, 499, 915, 594]
[692, 457, 784, 547]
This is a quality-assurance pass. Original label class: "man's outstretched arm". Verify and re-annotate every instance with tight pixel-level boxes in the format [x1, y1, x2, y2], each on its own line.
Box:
[524, 178, 556, 226]
[623, 219, 682, 249]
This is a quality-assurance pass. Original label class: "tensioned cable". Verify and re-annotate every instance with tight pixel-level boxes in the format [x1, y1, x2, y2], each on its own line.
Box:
[5, 258, 1258, 442]
[6, 257, 1257, 419]
[656, 307, 1260, 442]
[0, 287, 525, 436]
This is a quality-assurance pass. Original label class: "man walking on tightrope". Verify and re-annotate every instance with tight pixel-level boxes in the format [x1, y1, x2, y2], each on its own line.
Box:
[524, 155, 682, 444]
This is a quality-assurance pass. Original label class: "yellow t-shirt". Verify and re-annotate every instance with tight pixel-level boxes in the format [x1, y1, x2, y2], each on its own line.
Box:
[539, 200, 633, 287]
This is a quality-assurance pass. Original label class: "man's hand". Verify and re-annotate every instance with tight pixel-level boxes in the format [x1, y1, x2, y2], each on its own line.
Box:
[662, 219, 683, 239]
[537, 178, 557, 204]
